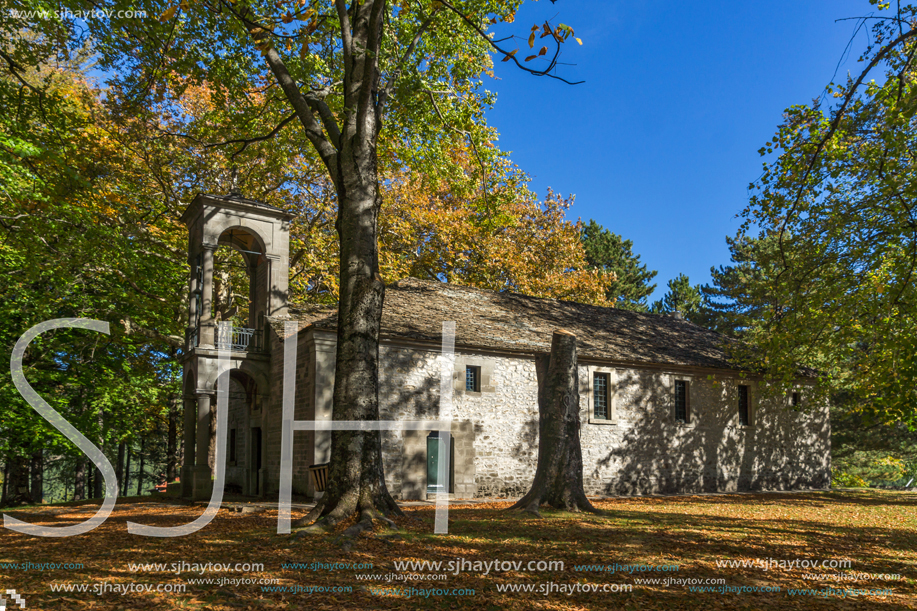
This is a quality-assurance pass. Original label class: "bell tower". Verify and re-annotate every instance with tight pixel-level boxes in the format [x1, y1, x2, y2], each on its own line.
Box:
[178, 192, 293, 499]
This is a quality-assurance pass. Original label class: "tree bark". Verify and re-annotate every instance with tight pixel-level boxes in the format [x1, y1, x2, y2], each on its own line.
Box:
[208, 400, 216, 471]
[94, 406, 104, 498]
[289, 0, 402, 533]
[116, 441, 125, 491]
[509, 330, 599, 516]
[299, 179, 402, 531]
[137, 437, 145, 496]
[74, 460, 86, 501]
[93, 466, 102, 499]
[123, 444, 132, 496]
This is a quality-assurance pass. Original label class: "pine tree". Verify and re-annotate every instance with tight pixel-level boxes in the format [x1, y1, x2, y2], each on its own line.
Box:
[580, 220, 657, 310]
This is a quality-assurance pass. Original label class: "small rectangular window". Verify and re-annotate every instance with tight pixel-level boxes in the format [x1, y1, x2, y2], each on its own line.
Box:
[674, 380, 689, 423]
[791, 391, 800, 407]
[738, 385, 750, 425]
[229, 428, 237, 463]
[465, 365, 481, 392]
[594, 373, 610, 419]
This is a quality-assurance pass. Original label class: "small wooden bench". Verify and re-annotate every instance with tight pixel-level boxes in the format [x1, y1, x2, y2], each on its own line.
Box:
[309, 463, 330, 492]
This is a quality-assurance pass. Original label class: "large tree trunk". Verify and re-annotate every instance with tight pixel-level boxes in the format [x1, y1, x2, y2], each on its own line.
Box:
[292, 0, 402, 534]
[299, 183, 401, 531]
[509, 330, 598, 516]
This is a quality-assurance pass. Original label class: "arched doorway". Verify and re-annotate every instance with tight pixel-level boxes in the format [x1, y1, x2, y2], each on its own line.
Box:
[214, 368, 267, 497]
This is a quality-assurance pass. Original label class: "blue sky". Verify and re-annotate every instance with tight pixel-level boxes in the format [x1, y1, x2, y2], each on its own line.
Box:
[485, 0, 871, 301]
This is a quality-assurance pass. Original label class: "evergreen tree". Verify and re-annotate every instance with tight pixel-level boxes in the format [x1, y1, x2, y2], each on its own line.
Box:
[698, 235, 774, 337]
[580, 220, 657, 310]
[650, 273, 704, 324]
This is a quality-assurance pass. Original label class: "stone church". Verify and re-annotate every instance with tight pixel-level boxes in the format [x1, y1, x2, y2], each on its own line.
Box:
[178, 192, 831, 501]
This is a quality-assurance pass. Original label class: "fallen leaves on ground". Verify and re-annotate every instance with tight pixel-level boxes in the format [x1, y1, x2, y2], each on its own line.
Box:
[0, 490, 914, 610]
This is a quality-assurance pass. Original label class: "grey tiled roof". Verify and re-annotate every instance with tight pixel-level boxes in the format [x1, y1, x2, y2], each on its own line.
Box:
[281, 277, 742, 371]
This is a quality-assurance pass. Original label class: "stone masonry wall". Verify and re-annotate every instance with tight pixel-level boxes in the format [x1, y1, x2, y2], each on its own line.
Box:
[578, 368, 831, 495]
[376, 344, 830, 499]
[262, 327, 313, 496]
[259, 334, 830, 500]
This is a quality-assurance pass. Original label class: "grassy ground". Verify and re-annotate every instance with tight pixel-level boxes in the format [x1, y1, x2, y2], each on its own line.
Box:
[0, 489, 914, 610]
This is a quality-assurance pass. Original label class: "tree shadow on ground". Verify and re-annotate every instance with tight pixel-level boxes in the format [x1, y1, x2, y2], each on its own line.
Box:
[1, 492, 914, 610]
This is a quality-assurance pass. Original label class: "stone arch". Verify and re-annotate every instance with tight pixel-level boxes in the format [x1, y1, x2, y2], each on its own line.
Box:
[209, 225, 270, 331]
[206, 221, 271, 254]
[216, 225, 266, 256]
[182, 362, 198, 396]
[206, 360, 269, 397]
[211, 366, 266, 495]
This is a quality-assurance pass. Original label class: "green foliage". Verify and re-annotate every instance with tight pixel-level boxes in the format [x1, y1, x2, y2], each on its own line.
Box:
[698, 235, 781, 337]
[730, 3, 917, 427]
[0, 39, 182, 502]
[649, 273, 705, 324]
[831, 470, 868, 488]
[580, 220, 657, 310]
[74, 0, 522, 192]
[831, 394, 917, 488]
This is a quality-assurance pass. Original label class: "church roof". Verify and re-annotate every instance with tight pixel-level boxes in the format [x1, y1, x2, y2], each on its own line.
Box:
[282, 277, 743, 371]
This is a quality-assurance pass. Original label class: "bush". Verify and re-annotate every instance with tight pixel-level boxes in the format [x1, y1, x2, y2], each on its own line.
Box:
[832, 471, 868, 488]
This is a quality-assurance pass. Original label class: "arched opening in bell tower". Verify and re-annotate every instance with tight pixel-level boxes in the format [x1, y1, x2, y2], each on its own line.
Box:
[210, 226, 267, 350]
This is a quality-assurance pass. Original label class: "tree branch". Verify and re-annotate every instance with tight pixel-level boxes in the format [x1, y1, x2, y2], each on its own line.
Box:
[424, 88, 490, 203]
[88, 265, 170, 303]
[435, 1, 584, 85]
[379, 8, 441, 107]
[336, 0, 354, 73]
[777, 24, 917, 272]
[120, 317, 184, 348]
[303, 83, 343, 149]
[204, 112, 298, 159]
[223, 1, 341, 188]
[0, 49, 47, 122]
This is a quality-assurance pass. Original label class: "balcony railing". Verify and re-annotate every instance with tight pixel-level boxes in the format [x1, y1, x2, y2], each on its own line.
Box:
[216, 326, 262, 352]
[187, 325, 263, 353]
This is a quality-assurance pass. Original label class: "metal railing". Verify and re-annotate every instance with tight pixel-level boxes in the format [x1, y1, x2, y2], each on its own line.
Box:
[216, 326, 262, 352]
[187, 325, 263, 352]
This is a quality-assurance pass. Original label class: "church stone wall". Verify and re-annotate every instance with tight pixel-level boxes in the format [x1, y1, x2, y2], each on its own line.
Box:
[256, 332, 830, 500]
[577, 368, 831, 495]
[375, 344, 830, 499]
[263, 327, 314, 497]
